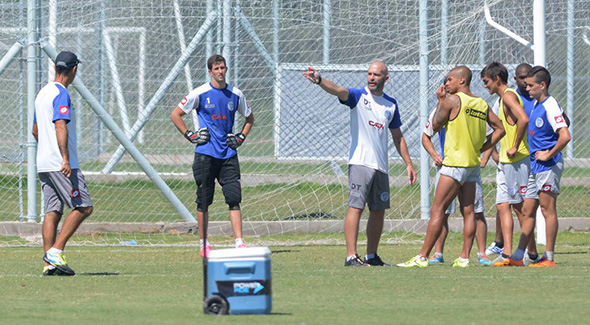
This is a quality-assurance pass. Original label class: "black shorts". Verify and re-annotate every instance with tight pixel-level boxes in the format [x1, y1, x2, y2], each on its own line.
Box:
[192, 153, 242, 211]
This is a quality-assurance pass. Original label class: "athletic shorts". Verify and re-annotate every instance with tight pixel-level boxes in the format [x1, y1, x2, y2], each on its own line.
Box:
[435, 166, 484, 214]
[533, 156, 564, 195]
[496, 159, 530, 204]
[192, 153, 242, 211]
[439, 165, 481, 185]
[525, 173, 539, 200]
[347, 164, 390, 210]
[39, 169, 93, 215]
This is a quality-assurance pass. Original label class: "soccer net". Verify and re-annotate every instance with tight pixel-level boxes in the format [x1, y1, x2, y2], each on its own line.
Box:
[1, 0, 590, 247]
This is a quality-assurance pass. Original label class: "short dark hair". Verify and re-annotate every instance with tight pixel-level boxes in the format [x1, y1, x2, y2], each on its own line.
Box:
[527, 66, 551, 88]
[207, 54, 226, 70]
[515, 63, 532, 73]
[481, 62, 508, 84]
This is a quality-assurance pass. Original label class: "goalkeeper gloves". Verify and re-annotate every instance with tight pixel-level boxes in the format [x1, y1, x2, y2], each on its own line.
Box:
[226, 133, 246, 149]
[184, 128, 210, 145]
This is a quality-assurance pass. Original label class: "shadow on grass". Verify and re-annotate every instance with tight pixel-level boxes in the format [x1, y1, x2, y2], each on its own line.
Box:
[77, 272, 120, 276]
[558, 251, 590, 255]
[271, 250, 298, 254]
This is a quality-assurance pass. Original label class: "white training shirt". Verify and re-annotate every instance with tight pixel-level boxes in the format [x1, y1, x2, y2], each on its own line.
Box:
[34, 82, 79, 172]
[339, 87, 402, 174]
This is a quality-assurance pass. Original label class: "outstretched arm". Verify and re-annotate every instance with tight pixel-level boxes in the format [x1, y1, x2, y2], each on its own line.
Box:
[303, 67, 349, 102]
[391, 128, 417, 185]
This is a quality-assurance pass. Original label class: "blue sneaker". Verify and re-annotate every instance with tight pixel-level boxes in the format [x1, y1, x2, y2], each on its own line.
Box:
[428, 254, 444, 264]
[477, 253, 491, 265]
[485, 242, 504, 256]
[43, 252, 75, 276]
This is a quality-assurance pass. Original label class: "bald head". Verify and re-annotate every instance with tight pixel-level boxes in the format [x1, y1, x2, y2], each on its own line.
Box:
[451, 66, 472, 86]
[369, 61, 389, 76]
[366, 61, 389, 95]
[515, 63, 532, 76]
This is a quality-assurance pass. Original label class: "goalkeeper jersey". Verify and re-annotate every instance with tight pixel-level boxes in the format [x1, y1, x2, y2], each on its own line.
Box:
[178, 82, 251, 159]
[339, 87, 402, 174]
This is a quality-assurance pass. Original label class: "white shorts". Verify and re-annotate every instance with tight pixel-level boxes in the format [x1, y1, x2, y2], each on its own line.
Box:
[439, 165, 481, 185]
[435, 166, 484, 214]
[534, 157, 564, 195]
[496, 159, 530, 205]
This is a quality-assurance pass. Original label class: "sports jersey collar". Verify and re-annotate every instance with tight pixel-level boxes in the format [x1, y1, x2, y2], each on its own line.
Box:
[516, 88, 532, 101]
[209, 82, 228, 90]
[54, 81, 66, 89]
[534, 95, 551, 109]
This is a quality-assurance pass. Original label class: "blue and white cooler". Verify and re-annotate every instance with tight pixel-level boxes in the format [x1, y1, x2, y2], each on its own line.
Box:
[206, 246, 272, 315]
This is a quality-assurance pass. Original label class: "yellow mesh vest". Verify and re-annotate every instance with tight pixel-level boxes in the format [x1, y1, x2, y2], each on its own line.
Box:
[499, 88, 529, 163]
[442, 92, 488, 168]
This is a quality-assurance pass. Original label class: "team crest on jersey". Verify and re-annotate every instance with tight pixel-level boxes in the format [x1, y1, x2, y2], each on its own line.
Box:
[555, 115, 564, 124]
[363, 98, 372, 110]
[385, 110, 392, 120]
[71, 189, 80, 198]
[535, 117, 544, 128]
[380, 192, 389, 201]
[59, 105, 69, 114]
[542, 184, 552, 192]
[227, 102, 235, 111]
[508, 187, 516, 196]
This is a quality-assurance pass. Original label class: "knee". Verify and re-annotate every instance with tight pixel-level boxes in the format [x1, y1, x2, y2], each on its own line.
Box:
[78, 206, 93, 218]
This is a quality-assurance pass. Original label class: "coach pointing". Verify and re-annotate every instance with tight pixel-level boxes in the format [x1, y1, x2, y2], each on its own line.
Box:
[304, 62, 416, 266]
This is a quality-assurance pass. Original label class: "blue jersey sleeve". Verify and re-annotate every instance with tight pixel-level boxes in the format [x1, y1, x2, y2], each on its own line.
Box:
[339, 88, 363, 109]
[388, 107, 402, 129]
[33, 111, 37, 124]
[52, 89, 71, 123]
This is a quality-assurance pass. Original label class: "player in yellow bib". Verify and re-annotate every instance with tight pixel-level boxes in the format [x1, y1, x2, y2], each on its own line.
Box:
[398, 66, 505, 268]
[480, 62, 532, 266]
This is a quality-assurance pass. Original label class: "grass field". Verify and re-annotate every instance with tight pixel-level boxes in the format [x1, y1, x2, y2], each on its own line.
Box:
[2, 231, 590, 324]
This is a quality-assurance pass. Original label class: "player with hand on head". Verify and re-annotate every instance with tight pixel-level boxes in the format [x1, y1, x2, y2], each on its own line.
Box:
[304, 62, 416, 267]
[398, 66, 504, 268]
[170, 54, 254, 257]
[33, 51, 93, 276]
[514, 66, 570, 267]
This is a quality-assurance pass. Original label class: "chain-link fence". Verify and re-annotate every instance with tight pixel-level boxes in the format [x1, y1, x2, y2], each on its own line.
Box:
[1, 1, 589, 234]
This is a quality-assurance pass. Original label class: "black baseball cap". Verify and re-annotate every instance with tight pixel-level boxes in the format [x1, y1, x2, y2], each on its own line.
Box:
[55, 51, 81, 69]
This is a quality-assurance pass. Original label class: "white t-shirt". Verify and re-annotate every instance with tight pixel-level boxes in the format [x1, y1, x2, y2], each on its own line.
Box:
[339, 87, 402, 174]
[34, 82, 79, 172]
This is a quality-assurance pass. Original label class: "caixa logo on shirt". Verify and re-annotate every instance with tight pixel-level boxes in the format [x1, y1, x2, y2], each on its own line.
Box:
[368, 120, 384, 129]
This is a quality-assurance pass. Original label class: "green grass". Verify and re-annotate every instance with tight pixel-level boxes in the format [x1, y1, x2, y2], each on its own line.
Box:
[1, 232, 590, 324]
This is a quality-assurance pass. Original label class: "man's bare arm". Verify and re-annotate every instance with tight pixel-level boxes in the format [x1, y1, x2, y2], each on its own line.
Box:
[481, 108, 505, 153]
[303, 68, 349, 102]
[503, 92, 529, 158]
[32, 123, 38, 142]
[55, 119, 71, 177]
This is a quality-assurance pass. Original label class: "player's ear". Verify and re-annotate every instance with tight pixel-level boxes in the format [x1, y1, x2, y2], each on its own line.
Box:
[385, 74, 389, 83]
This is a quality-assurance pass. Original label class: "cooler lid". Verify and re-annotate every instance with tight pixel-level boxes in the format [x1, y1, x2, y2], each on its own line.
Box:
[207, 246, 271, 259]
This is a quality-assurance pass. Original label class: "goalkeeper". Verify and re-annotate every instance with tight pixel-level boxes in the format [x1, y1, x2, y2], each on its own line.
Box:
[304, 62, 416, 267]
[170, 54, 254, 257]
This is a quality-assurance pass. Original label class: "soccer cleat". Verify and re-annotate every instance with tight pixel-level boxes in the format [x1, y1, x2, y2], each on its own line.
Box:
[509, 258, 524, 266]
[345, 254, 370, 267]
[493, 258, 523, 267]
[528, 258, 556, 267]
[200, 244, 212, 258]
[491, 255, 507, 265]
[493, 257, 510, 267]
[236, 243, 247, 249]
[42, 265, 57, 276]
[477, 254, 491, 265]
[396, 255, 428, 268]
[452, 258, 470, 268]
[364, 254, 391, 266]
[485, 242, 504, 256]
[428, 254, 445, 264]
[524, 254, 540, 266]
[43, 252, 75, 276]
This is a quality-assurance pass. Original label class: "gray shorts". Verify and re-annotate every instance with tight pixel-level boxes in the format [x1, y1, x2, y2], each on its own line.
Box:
[534, 157, 564, 195]
[496, 159, 530, 204]
[435, 166, 484, 214]
[439, 165, 481, 185]
[348, 164, 390, 210]
[525, 173, 539, 200]
[39, 169, 93, 214]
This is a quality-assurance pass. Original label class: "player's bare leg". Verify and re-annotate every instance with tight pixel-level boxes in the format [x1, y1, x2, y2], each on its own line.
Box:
[366, 209, 385, 255]
[496, 202, 513, 256]
[229, 209, 243, 239]
[418, 175, 459, 258]
[53, 206, 93, 250]
[458, 182, 476, 259]
[475, 212, 487, 253]
[42, 211, 62, 253]
[539, 191, 559, 253]
[433, 217, 449, 254]
[345, 207, 363, 257]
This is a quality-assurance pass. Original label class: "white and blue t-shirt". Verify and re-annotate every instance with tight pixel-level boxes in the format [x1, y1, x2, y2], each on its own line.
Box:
[178, 83, 251, 159]
[528, 95, 568, 174]
[340, 87, 402, 174]
[34, 82, 79, 172]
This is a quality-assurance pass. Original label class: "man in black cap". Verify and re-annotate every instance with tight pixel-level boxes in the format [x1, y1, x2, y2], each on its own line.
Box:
[32, 51, 92, 276]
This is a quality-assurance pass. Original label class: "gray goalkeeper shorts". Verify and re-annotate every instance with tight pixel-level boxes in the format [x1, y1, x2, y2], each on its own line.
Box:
[347, 164, 390, 210]
[39, 169, 93, 215]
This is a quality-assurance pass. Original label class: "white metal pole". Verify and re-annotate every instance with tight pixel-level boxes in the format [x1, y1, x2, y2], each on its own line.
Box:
[47, 0, 56, 82]
[419, 0, 430, 220]
[441, 0, 448, 65]
[533, 0, 547, 245]
[206, 0, 213, 79]
[566, 0, 574, 158]
[103, 30, 131, 136]
[138, 30, 146, 143]
[223, 0, 231, 81]
[323, 0, 330, 65]
[26, 0, 38, 222]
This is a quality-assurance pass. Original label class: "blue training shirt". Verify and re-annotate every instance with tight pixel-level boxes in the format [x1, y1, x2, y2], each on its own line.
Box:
[528, 95, 568, 174]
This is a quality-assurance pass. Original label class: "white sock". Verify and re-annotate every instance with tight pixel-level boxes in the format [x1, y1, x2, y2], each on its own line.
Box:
[545, 251, 555, 262]
[458, 257, 469, 262]
[346, 255, 357, 261]
[47, 247, 62, 255]
[200, 239, 209, 248]
[433, 252, 443, 257]
[365, 253, 375, 260]
[235, 238, 244, 246]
